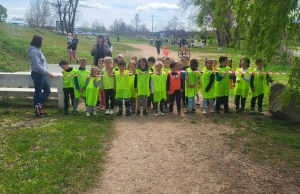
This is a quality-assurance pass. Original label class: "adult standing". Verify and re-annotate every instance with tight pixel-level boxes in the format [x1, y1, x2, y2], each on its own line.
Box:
[91, 35, 112, 66]
[155, 37, 162, 55]
[68, 34, 79, 64]
[27, 35, 54, 117]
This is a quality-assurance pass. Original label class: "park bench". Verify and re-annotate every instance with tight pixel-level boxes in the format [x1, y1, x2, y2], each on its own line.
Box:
[0, 72, 64, 108]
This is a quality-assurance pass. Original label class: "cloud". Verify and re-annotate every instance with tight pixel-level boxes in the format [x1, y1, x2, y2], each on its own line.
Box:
[136, 3, 179, 12]
[79, 2, 111, 10]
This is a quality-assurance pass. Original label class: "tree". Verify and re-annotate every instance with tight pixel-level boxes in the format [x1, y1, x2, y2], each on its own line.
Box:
[25, 0, 51, 28]
[92, 19, 106, 33]
[165, 16, 184, 41]
[131, 13, 142, 35]
[0, 4, 7, 22]
[81, 21, 90, 33]
[110, 18, 126, 35]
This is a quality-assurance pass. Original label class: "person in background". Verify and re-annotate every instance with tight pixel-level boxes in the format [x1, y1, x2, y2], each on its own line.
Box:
[66, 32, 73, 52]
[155, 37, 162, 55]
[91, 35, 112, 66]
[117, 53, 124, 61]
[104, 37, 113, 52]
[28, 35, 54, 117]
[68, 34, 79, 64]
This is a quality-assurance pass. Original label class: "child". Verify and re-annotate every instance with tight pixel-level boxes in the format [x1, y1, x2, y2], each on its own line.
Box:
[167, 61, 183, 115]
[131, 55, 138, 62]
[201, 58, 215, 114]
[85, 66, 101, 116]
[115, 60, 132, 116]
[113, 57, 119, 71]
[162, 45, 170, 57]
[97, 58, 106, 110]
[101, 57, 115, 115]
[147, 56, 156, 108]
[234, 57, 251, 113]
[134, 58, 151, 116]
[59, 60, 76, 115]
[185, 59, 201, 114]
[162, 57, 171, 74]
[73, 58, 90, 115]
[128, 60, 137, 114]
[180, 56, 190, 107]
[250, 58, 270, 114]
[215, 56, 235, 114]
[66, 33, 73, 52]
[151, 61, 167, 116]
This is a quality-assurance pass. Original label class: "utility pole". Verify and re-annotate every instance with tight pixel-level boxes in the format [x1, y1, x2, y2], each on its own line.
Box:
[151, 15, 154, 38]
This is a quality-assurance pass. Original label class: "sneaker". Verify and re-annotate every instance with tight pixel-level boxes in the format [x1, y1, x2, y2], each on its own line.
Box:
[154, 111, 158, 116]
[259, 111, 264, 115]
[126, 111, 131, 116]
[136, 110, 140, 116]
[117, 111, 123, 116]
[93, 111, 97, 116]
[250, 110, 255, 114]
[184, 110, 193, 115]
[143, 110, 148, 116]
[109, 109, 114, 115]
[34, 105, 40, 117]
[202, 109, 207, 115]
[160, 112, 165, 116]
[86, 112, 90, 116]
[177, 112, 181, 116]
[65, 111, 69, 115]
[72, 110, 77, 115]
[38, 105, 45, 116]
[215, 110, 221, 114]
[169, 111, 173, 115]
[105, 109, 110, 115]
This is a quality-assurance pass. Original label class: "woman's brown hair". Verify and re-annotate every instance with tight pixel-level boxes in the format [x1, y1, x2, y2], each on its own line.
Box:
[30, 35, 43, 48]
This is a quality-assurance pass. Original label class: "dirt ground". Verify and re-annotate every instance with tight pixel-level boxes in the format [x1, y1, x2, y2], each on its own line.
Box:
[87, 44, 300, 194]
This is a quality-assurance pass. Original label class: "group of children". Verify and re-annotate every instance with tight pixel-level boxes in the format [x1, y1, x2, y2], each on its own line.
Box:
[59, 54, 271, 117]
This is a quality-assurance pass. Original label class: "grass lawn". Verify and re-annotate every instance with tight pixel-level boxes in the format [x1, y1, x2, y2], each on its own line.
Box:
[1, 23, 300, 193]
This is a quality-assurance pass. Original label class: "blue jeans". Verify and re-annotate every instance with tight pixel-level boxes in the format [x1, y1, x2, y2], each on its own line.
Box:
[31, 71, 51, 106]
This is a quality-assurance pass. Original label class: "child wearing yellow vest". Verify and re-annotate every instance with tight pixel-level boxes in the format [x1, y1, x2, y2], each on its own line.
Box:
[151, 61, 167, 116]
[215, 56, 235, 114]
[85, 66, 101, 116]
[234, 57, 251, 113]
[162, 57, 172, 111]
[59, 60, 77, 115]
[98, 58, 106, 110]
[147, 56, 156, 108]
[201, 58, 215, 114]
[115, 60, 132, 116]
[101, 57, 115, 115]
[134, 58, 151, 116]
[185, 59, 201, 114]
[72, 58, 90, 115]
[128, 60, 137, 114]
[250, 58, 270, 115]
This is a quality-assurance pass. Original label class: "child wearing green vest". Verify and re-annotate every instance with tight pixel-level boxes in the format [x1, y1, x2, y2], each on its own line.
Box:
[134, 58, 151, 116]
[97, 58, 106, 110]
[162, 57, 172, 111]
[185, 59, 201, 114]
[151, 61, 167, 116]
[59, 60, 77, 115]
[128, 60, 137, 114]
[250, 58, 271, 115]
[85, 66, 101, 116]
[101, 57, 116, 115]
[215, 56, 235, 114]
[115, 60, 132, 116]
[147, 56, 156, 108]
[234, 57, 251, 113]
[72, 58, 90, 115]
[201, 58, 215, 115]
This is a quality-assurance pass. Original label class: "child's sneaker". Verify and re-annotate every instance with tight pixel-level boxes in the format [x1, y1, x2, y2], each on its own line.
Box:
[169, 111, 173, 115]
[160, 112, 165, 116]
[86, 112, 90, 116]
[109, 109, 114, 115]
[202, 109, 207, 115]
[34, 105, 40, 117]
[191, 109, 196, 113]
[136, 110, 140, 116]
[72, 110, 78, 115]
[177, 112, 181, 116]
[105, 109, 110, 115]
[154, 111, 158, 116]
[143, 110, 148, 116]
[93, 111, 97, 116]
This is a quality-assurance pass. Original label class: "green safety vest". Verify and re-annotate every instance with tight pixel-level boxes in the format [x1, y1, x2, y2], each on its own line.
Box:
[185, 68, 200, 97]
[151, 73, 167, 102]
[251, 68, 269, 97]
[234, 68, 251, 98]
[215, 66, 230, 97]
[102, 68, 115, 89]
[62, 68, 77, 88]
[136, 69, 150, 96]
[115, 70, 131, 99]
[74, 69, 90, 98]
[201, 67, 215, 98]
[85, 77, 100, 106]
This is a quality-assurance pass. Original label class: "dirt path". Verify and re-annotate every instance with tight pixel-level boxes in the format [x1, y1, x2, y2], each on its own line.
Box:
[87, 44, 300, 194]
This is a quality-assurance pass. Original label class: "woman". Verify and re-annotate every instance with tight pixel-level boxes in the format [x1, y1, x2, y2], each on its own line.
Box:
[91, 35, 112, 66]
[27, 35, 54, 117]
[155, 37, 162, 55]
[104, 37, 113, 52]
[68, 34, 79, 64]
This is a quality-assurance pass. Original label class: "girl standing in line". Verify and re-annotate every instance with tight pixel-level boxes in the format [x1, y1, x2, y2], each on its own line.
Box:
[128, 60, 137, 114]
[85, 67, 101, 116]
[101, 57, 115, 115]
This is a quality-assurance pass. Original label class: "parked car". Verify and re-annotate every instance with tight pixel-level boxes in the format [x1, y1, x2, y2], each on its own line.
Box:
[8, 18, 28, 27]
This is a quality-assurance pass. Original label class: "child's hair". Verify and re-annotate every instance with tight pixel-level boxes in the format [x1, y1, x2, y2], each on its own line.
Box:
[170, 61, 178, 69]
[241, 57, 250, 67]
[113, 57, 118, 64]
[189, 59, 199, 69]
[181, 56, 190, 61]
[128, 60, 137, 69]
[104, 56, 113, 64]
[219, 56, 228, 64]
[255, 58, 264, 65]
[155, 60, 163, 68]
[98, 58, 104, 64]
[137, 58, 148, 70]
[79, 57, 87, 63]
[148, 56, 156, 64]
[131, 55, 137, 61]
[118, 60, 126, 67]
[90, 66, 100, 75]
[59, 60, 68, 66]
[164, 57, 171, 61]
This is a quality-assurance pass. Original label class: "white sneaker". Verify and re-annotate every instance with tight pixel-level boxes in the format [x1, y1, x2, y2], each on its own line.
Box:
[93, 111, 97, 115]
[210, 108, 215, 113]
[86, 112, 90, 116]
[109, 109, 114, 114]
[202, 109, 207, 115]
[154, 111, 158, 116]
[105, 109, 110, 115]
[160, 112, 165, 116]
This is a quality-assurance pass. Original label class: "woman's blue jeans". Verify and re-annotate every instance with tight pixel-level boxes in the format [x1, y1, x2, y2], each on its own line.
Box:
[31, 71, 51, 106]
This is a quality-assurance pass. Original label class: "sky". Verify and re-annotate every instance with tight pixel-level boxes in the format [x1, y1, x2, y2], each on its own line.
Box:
[1, 0, 198, 31]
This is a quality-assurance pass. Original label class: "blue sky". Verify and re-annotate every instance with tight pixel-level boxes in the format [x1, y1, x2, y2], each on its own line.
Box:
[1, 0, 198, 31]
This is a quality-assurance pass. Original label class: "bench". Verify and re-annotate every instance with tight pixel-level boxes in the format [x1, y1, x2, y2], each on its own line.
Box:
[0, 72, 64, 108]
